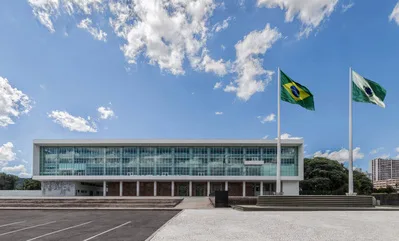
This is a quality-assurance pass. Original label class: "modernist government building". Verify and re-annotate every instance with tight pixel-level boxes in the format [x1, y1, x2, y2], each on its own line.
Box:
[33, 140, 304, 197]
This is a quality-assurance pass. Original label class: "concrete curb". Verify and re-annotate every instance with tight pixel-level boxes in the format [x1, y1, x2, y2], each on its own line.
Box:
[232, 205, 399, 211]
[145, 210, 184, 241]
[0, 207, 183, 211]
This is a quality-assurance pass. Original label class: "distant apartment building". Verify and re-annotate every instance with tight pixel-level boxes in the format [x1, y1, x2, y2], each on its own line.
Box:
[373, 179, 399, 190]
[371, 158, 399, 190]
[371, 158, 399, 181]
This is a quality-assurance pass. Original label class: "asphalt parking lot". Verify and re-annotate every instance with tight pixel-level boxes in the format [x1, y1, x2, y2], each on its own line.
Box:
[0, 210, 180, 241]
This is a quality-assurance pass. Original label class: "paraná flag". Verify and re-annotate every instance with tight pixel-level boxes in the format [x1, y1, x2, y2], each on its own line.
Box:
[352, 70, 386, 108]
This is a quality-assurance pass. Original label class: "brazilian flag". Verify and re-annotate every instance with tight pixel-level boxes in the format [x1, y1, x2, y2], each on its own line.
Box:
[280, 70, 315, 111]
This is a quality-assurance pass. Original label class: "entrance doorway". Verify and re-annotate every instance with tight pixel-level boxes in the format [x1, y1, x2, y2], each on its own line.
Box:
[210, 182, 224, 195]
[254, 183, 261, 196]
[139, 182, 154, 196]
[192, 182, 207, 196]
[175, 182, 189, 196]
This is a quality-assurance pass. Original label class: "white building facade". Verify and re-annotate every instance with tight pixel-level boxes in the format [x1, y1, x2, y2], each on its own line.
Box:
[33, 139, 304, 197]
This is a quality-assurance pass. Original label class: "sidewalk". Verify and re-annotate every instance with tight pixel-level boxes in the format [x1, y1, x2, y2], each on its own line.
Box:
[175, 197, 214, 209]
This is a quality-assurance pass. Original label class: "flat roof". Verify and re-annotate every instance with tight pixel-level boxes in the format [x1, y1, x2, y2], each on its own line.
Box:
[33, 139, 303, 146]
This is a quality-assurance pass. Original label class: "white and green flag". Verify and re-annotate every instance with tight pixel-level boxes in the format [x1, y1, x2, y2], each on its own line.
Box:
[352, 70, 387, 108]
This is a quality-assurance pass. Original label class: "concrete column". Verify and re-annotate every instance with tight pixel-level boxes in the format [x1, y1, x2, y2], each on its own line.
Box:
[136, 181, 140, 196]
[243, 181, 246, 197]
[189, 181, 192, 196]
[260, 181, 264, 196]
[225, 181, 228, 191]
[171, 181, 175, 197]
[103, 181, 106, 197]
[154, 181, 157, 196]
[207, 181, 210, 196]
[119, 181, 123, 197]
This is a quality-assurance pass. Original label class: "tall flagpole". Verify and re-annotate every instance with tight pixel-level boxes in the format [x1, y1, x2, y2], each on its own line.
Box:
[348, 67, 354, 194]
[276, 67, 281, 194]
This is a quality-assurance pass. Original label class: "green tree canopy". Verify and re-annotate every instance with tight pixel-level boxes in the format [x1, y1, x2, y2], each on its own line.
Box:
[0, 173, 19, 190]
[300, 157, 372, 195]
[22, 179, 41, 190]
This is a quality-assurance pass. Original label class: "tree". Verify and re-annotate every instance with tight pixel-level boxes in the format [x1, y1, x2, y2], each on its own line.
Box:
[373, 186, 397, 194]
[353, 170, 373, 195]
[300, 157, 348, 195]
[300, 157, 373, 195]
[22, 179, 41, 190]
[0, 173, 19, 190]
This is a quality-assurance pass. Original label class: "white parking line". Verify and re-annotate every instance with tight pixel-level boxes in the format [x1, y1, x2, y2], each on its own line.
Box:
[0, 221, 26, 228]
[83, 221, 132, 241]
[0, 221, 56, 236]
[26, 221, 92, 241]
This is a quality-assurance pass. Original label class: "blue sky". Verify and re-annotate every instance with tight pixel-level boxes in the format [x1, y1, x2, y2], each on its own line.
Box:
[1, 0, 399, 177]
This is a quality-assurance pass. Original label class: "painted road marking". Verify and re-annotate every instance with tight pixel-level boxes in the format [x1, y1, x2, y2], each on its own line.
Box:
[0, 221, 56, 236]
[0, 221, 26, 228]
[83, 221, 132, 241]
[26, 221, 93, 241]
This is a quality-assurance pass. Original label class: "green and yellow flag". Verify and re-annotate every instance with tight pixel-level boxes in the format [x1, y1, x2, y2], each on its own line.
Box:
[280, 70, 315, 111]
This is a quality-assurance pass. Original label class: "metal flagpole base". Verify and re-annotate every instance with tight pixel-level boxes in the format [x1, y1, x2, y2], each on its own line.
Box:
[346, 193, 357, 196]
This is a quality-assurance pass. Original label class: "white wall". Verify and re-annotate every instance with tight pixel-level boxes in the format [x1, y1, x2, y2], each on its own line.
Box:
[0, 190, 42, 197]
[41, 181, 76, 196]
[282, 181, 299, 195]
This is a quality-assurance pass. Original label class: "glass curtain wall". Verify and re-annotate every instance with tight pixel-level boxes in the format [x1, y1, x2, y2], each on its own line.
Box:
[40, 146, 298, 177]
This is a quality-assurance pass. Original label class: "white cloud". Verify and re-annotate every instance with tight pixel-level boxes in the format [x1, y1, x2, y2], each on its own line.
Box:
[370, 147, 384, 155]
[257, 0, 338, 38]
[2, 164, 27, 173]
[0, 142, 16, 168]
[22, 159, 29, 164]
[341, 2, 354, 13]
[19, 172, 32, 178]
[1, 163, 30, 178]
[28, 0, 105, 33]
[97, 106, 115, 120]
[48, 110, 97, 132]
[224, 24, 281, 101]
[257, 113, 276, 123]
[29, 1, 230, 77]
[212, 16, 233, 32]
[280, 133, 302, 139]
[221, 44, 226, 51]
[262, 135, 269, 139]
[215, 111, 223, 115]
[77, 18, 107, 41]
[63, 0, 104, 15]
[379, 154, 390, 159]
[390, 2, 399, 25]
[28, 0, 59, 33]
[0, 77, 32, 127]
[313, 147, 364, 163]
[213, 81, 223, 89]
[39, 84, 46, 90]
[200, 53, 229, 76]
[109, 0, 224, 76]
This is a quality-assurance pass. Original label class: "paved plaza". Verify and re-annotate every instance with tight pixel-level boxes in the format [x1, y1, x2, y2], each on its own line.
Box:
[2, 209, 399, 241]
[150, 209, 399, 241]
[0, 210, 179, 241]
